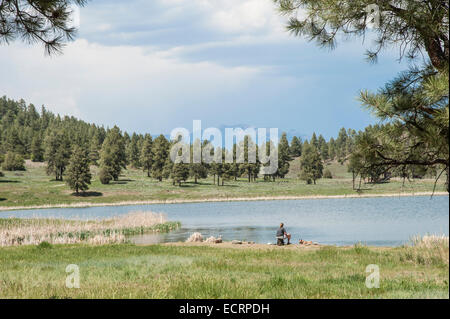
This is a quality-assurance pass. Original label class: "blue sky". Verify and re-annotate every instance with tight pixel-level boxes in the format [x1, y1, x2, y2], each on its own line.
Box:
[0, 0, 410, 140]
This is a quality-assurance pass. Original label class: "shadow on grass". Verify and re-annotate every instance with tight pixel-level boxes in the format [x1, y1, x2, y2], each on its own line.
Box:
[110, 179, 134, 185]
[186, 181, 212, 186]
[365, 181, 391, 185]
[0, 198, 6, 202]
[0, 180, 20, 183]
[71, 191, 103, 197]
[180, 182, 239, 188]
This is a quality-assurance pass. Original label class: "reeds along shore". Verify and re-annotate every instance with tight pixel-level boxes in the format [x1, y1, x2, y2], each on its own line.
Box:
[0, 211, 180, 246]
[403, 235, 449, 265]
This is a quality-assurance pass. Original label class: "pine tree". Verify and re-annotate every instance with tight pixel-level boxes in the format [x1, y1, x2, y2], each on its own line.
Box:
[89, 132, 102, 166]
[0, 0, 88, 55]
[99, 167, 112, 185]
[289, 136, 302, 157]
[5, 127, 25, 155]
[277, 132, 291, 178]
[210, 147, 224, 186]
[2, 152, 25, 171]
[262, 140, 278, 181]
[66, 146, 92, 195]
[99, 126, 126, 181]
[189, 139, 207, 183]
[318, 134, 329, 161]
[31, 135, 44, 162]
[151, 134, 170, 181]
[299, 143, 323, 184]
[171, 162, 190, 186]
[162, 156, 173, 181]
[221, 163, 234, 186]
[276, 1, 449, 190]
[328, 137, 336, 160]
[310, 132, 319, 149]
[239, 135, 257, 182]
[44, 130, 71, 181]
[127, 133, 141, 168]
[346, 129, 356, 156]
[252, 144, 261, 181]
[201, 139, 212, 178]
[140, 134, 153, 177]
[229, 143, 239, 181]
[275, 1, 448, 72]
[335, 128, 348, 162]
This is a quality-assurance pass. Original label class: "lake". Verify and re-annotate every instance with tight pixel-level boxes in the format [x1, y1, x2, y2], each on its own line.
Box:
[1, 195, 448, 246]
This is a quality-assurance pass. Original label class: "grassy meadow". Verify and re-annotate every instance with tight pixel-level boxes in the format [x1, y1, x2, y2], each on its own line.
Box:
[0, 161, 447, 209]
[0, 238, 448, 299]
[0, 161, 448, 299]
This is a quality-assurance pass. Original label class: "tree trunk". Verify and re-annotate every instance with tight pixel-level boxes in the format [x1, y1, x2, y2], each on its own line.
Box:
[446, 166, 449, 193]
[195, 176, 198, 184]
[423, 36, 448, 72]
[352, 170, 355, 190]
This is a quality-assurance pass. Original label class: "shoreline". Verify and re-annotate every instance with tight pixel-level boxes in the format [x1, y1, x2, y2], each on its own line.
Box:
[0, 191, 447, 212]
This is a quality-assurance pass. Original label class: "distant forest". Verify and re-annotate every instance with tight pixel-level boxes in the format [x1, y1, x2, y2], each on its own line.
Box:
[0, 96, 443, 192]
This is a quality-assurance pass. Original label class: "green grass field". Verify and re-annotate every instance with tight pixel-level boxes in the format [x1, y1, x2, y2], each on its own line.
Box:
[1, 161, 448, 299]
[0, 161, 446, 209]
[0, 243, 447, 298]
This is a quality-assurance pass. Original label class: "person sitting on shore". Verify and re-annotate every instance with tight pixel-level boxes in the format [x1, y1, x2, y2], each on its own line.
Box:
[276, 223, 291, 245]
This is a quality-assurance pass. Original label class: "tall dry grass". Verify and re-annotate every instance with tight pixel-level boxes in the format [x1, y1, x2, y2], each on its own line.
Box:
[0, 211, 177, 246]
[402, 235, 449, 266]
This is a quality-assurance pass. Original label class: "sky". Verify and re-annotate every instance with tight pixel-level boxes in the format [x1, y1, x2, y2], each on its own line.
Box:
[0, 0, 410, 140]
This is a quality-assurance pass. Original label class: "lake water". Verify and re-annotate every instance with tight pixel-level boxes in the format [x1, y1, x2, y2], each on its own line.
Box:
[1, 196, 448, 246]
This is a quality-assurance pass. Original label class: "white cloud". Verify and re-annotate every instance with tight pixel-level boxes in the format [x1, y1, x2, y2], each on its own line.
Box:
[0, 39, 272, 132]
[79, 0, 287, 45]
[0, 1, 405, 138]
[206, 0, 282, 34]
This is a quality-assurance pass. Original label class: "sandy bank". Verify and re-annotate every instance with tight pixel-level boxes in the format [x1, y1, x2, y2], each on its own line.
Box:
[161, 241, 324, 250]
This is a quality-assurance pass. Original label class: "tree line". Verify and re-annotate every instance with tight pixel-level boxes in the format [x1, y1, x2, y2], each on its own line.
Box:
[0, 96, 445, 194]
